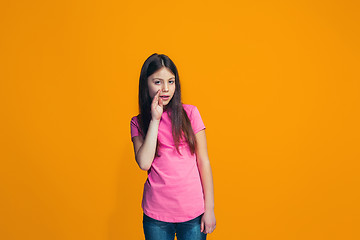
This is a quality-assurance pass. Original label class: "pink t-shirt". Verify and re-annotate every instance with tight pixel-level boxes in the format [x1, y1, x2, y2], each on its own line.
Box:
[130, 104, 206, 222]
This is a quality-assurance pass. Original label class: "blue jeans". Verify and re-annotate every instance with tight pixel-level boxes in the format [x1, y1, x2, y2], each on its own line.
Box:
[143, 213, 207, 240]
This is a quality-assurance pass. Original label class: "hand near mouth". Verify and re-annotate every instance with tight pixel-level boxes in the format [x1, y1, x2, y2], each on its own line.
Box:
[151, 90, 163, 121]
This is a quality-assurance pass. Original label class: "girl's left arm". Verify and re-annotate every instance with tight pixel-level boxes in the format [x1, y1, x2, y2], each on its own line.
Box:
[196, 129, 216, 234]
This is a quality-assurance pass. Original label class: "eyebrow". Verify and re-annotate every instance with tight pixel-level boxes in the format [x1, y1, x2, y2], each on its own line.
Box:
[152, 77, 175, 80]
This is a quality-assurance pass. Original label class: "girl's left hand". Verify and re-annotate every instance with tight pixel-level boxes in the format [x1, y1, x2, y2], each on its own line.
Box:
[200, 209, 216, 234]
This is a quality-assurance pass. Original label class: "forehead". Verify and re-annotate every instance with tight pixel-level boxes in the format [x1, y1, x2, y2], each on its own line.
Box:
[149, 67, 175, 80]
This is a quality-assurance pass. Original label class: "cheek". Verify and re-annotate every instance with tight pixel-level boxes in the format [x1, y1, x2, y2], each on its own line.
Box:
[148, 86, 159, 98]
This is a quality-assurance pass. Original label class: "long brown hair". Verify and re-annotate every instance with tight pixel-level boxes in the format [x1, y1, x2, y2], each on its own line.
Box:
[137, 53, 197, 155]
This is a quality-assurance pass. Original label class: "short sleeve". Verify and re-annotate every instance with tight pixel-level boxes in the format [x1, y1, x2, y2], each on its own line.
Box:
[189, 106, 206, 134]
[130, 116, 142, 141]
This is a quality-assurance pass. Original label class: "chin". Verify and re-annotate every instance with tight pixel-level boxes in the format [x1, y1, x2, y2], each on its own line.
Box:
[163, 98, 173, 107]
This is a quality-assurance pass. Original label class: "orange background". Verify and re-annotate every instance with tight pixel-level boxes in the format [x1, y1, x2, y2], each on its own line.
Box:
[1, 0, 359, 239]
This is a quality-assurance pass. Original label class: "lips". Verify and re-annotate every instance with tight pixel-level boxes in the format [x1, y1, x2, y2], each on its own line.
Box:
[160, 95, 170, 100]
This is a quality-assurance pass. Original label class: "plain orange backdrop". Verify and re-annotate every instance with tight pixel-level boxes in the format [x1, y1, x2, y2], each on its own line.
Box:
[1, 0, 359, 239]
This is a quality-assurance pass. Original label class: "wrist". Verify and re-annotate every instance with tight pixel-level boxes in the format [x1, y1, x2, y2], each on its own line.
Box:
[150, 119, 160, 124]
[205, 205, 214, 212]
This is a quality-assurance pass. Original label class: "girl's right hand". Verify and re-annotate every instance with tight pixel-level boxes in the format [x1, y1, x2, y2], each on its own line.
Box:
[151, 90, 163, 121]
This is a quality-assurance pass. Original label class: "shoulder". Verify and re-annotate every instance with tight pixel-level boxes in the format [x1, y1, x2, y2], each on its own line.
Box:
[182, 103, 205, 132]
[182, 103, 198, 114]
[130, 114, 140, 125]
[182, 103, 202, 119]
[130, 114, 142, 138]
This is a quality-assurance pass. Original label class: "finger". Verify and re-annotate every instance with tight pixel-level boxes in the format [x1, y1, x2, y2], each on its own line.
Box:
[211, 223, 216, 232]
[152, 90, 161, 106]
[155, 90, 161, 100]
[200, 220, 204, 233]
[210, 224, 216, 233]
[206, 225, 211, 234]
[158, 95, 163, 108]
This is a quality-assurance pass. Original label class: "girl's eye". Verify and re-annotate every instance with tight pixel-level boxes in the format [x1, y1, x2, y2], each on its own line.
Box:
[154, 81, 161, 85]
[169, 80, 175, 84]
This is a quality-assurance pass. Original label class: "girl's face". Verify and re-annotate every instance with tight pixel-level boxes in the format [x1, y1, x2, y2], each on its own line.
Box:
[147, 67, 176, 106]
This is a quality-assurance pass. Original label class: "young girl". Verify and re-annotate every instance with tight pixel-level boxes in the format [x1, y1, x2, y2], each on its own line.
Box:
[130, 53, 216, 240]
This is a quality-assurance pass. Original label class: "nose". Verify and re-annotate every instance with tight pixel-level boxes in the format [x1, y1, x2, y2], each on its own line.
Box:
[162, 82, 169, 92]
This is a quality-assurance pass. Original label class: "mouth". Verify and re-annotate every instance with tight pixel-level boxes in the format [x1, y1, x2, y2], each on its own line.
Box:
[160, 95, 170, 100]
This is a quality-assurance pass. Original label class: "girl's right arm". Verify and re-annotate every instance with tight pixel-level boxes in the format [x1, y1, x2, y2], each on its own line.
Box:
[132, 90, 163, 171]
